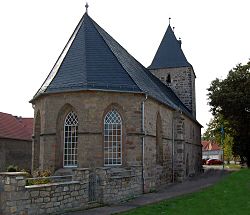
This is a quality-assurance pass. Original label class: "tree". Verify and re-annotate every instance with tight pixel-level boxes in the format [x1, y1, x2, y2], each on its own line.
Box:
[203, 113, 234, 163]
[207, 61, 250, 167]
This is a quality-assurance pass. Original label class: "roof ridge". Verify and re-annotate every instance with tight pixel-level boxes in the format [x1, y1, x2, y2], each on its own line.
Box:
[88, 16, 143, 92]
[91, 20, 161, 94]
[92, 18, 191, 114]
[141, 64, 191, 113]
[30, 13, 199, 124]
[32, 15, 85, 100]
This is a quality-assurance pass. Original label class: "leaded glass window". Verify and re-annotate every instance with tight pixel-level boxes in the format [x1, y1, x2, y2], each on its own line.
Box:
[104, 110, 122, 166]
[64, 111, 78, 167]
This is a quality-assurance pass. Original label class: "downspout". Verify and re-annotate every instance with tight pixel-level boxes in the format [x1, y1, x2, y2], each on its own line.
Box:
[141, 94, 148, 193]
[172, 111, 175, 183]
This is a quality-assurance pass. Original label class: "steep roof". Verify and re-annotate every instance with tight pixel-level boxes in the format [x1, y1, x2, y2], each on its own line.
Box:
[148, 25, 192, 69]
[202, 141, 221, 151]
[32, 13, 193, 117]
[0, 112, 33, 141]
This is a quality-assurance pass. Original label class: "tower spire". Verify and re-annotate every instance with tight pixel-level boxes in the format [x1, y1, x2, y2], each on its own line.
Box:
[85, 2, 89, 14]
[169, 17, 171, 26]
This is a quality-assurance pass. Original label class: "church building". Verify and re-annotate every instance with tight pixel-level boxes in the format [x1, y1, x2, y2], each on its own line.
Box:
[30, 9, 202, 195]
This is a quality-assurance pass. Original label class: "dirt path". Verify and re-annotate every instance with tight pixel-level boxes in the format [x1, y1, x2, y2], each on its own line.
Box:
[64, 168, 233, 215]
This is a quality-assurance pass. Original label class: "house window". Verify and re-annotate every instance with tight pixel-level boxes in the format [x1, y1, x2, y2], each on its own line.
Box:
[64, 111, 78, 167]
[104, 110, 122, 166]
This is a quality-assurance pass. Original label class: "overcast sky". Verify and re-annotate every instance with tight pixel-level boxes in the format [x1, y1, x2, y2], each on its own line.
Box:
[0, 0, 249, 133]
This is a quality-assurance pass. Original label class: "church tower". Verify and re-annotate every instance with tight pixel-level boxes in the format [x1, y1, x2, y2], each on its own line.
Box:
[148, 23, 196, 117]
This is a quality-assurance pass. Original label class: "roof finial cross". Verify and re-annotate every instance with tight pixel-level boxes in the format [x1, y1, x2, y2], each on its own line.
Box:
[85, 2, 89, 14]
[169, 17, 171, 26]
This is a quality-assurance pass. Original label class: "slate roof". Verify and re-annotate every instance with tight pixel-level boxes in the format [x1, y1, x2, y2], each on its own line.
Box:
[32, 13, 193, 117]
[0, 112, 33, 141]
[148, 25, 192, 69]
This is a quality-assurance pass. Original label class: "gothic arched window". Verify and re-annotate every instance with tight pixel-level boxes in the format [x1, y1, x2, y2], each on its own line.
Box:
[104, 110, 122, 166]
[156, 113, 163, 165]
[64, 111, 78, 167]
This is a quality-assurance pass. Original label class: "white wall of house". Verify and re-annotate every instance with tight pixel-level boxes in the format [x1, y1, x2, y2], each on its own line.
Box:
[202, 150, 223, 160]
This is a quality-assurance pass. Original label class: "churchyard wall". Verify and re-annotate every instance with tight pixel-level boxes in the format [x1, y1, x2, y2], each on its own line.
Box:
[0, 166, 142, 215]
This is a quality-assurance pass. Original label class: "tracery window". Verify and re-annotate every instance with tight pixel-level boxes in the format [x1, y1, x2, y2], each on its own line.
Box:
[104, 110, 122, 166]
[64, 111, 78, 167]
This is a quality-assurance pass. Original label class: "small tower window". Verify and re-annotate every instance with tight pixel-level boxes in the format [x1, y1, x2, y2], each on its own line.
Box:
[166, 74, 171, 84]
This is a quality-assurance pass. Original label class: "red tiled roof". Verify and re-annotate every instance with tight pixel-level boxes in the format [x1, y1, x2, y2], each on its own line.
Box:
[210, 143, 221, 150]
[201, 140, 209, 149]
[202, 140, 221, 151]
[0, 112, 33, 141]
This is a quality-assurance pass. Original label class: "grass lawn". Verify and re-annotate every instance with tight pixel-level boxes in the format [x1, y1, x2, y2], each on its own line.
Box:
[224, 164, 241, 169]
[119, 169, 250, 215]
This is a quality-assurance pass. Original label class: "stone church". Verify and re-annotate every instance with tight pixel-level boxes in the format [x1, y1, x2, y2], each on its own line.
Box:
[30, 10, 202, 194]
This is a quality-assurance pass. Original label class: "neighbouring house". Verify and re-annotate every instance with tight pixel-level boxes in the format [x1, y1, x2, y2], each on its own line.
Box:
[0, 112, 33, 171]
[202, 140, 223, 160]
[29, 9, 202, 205]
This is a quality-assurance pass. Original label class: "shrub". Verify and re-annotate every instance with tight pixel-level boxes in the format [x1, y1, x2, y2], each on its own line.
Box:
[26, 169, 52, 186]
[6, 165, 18, 172]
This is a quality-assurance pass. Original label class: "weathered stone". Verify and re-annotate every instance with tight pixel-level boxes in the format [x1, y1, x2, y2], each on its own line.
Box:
[10, 206, 17, 213]
[44, 197, 51, 202]
[54, 201, 60, 206]
[30, 191, 39, 197]
[40, 191, 50, 197]
[4, 185, 15, 192]
[17, 180, 26, 187]
[34, 197, 43, 203]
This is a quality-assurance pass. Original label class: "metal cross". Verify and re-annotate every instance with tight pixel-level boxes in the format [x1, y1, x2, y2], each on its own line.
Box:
[85, 2, 89, 14]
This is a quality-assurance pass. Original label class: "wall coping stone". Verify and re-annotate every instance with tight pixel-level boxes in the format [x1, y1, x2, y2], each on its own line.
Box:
[0, 172, 28, 176]
[26, 174, 73, 180]
[110, 175, 136, 179]
[129, 165, 142, 167]
[72, 168, 89, 171]
[25, 180, 80, 189]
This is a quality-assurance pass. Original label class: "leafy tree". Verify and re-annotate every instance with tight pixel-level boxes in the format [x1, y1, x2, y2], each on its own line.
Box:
[203, 114, 234, 163]
[207, 61, 250, 167]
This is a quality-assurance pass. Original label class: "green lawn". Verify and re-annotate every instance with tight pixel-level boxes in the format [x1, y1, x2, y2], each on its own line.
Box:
[224, 164, 241, 169]
[119, 169, 250, 215]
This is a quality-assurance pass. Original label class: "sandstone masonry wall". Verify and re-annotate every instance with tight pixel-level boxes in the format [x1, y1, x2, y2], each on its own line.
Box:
[0, 166, 142, 215]
[143, 98, 201, 189]
[31, 90, 202, 197]
[0, 171, 89, 215]
[0, 139, 32, 172]
[33, 91, 144, 171]
[150, 67, 196, 117]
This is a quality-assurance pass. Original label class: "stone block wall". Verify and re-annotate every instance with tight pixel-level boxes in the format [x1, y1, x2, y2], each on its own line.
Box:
[96, 166, 142, 203]
[29, 90, 202, 202]
[0, 171, 89, 215]
[143, 98, 202, 188]
[0, 167, 143, 214]
[0, 139, 32, 172]
[150, 67, 196, 117]
[143, 99, 174, 192]
[32, 91, 144, 172]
